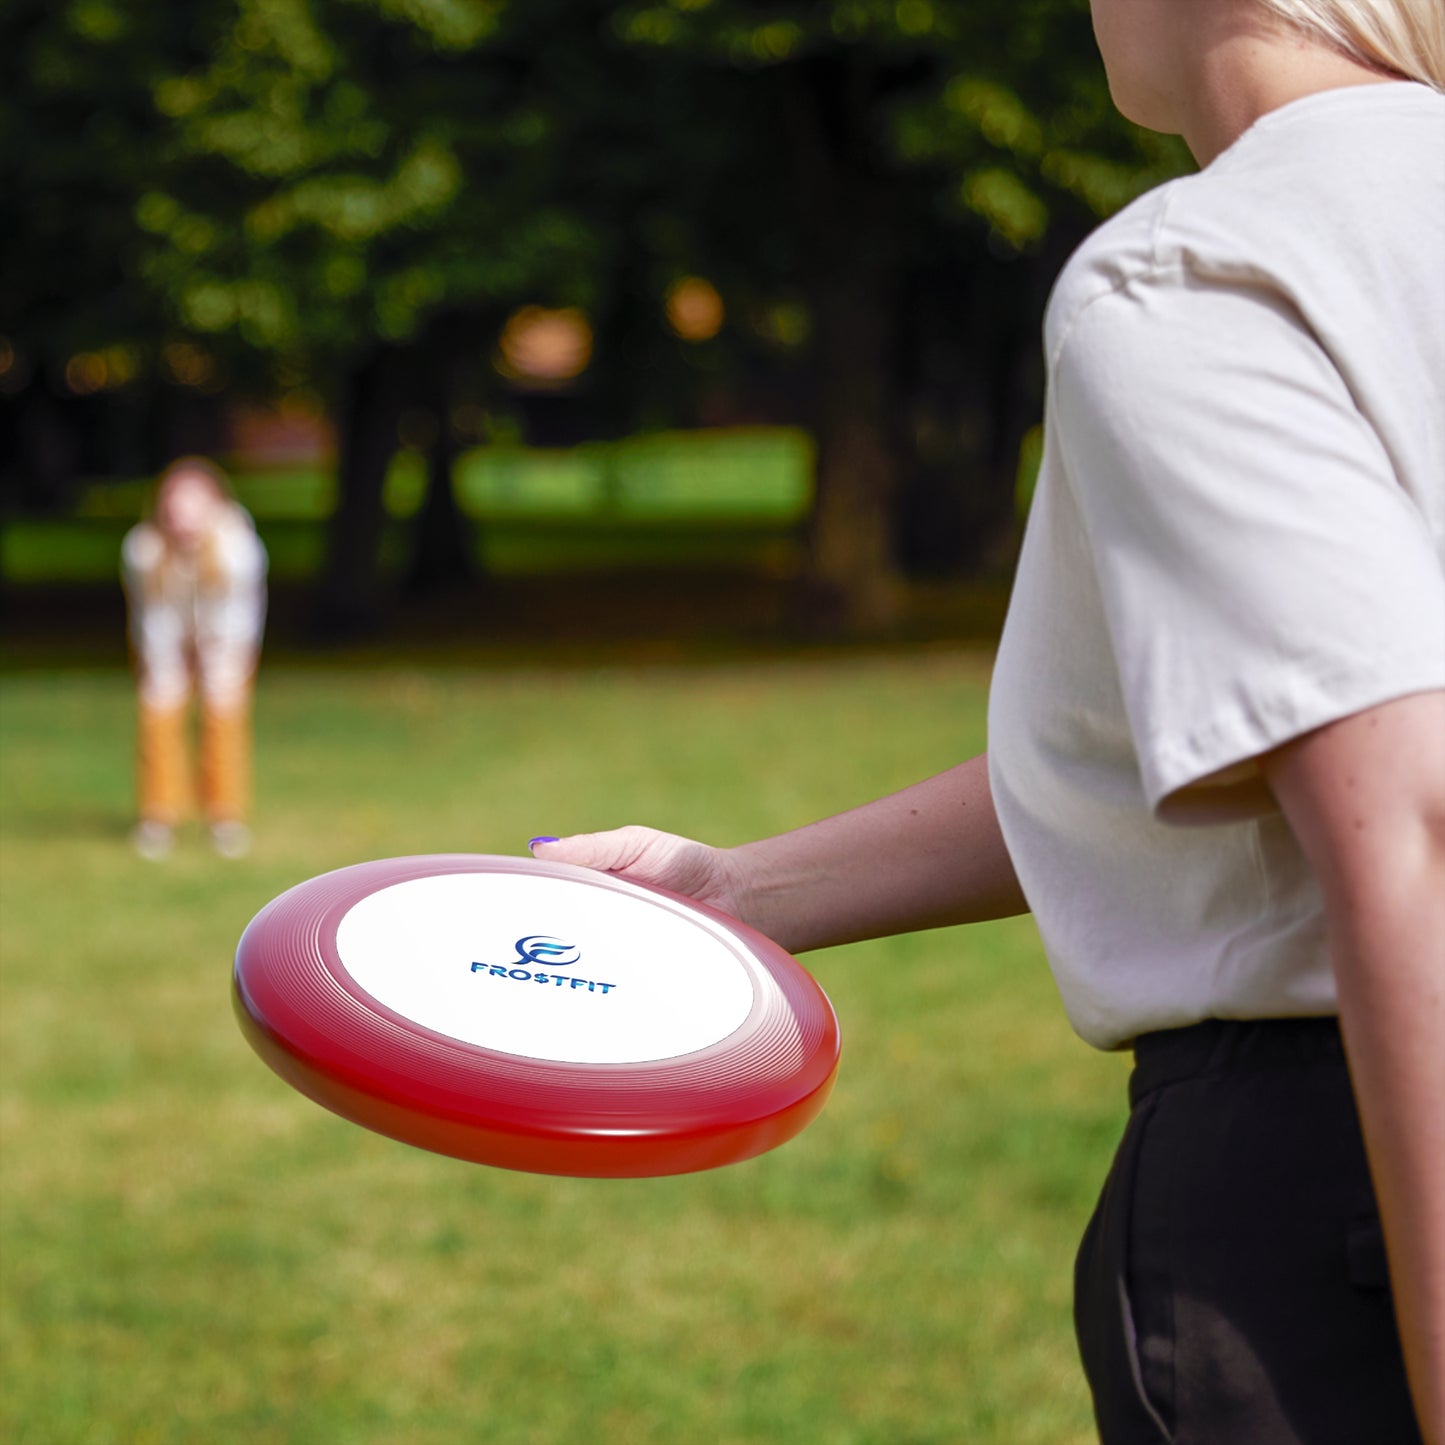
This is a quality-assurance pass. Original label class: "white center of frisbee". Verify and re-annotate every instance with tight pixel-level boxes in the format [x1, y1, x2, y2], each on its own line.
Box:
[333, 872, 758, 1064]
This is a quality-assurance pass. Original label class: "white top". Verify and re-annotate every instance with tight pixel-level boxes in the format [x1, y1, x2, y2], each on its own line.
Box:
[122, 502, 268, 709]
[989, 83, 1445, 1050]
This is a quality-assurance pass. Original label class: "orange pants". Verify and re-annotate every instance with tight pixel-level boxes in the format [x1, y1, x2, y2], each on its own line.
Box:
[137, 692, 252, 826]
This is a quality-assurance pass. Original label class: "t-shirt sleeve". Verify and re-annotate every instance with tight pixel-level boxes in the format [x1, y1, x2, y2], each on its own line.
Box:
[1053, 272, 1445, 823]
[120, 523, 163, 593]
[203, 512, 268, 656]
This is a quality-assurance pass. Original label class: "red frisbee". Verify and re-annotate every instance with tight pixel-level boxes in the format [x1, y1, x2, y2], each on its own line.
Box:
[233, 854, 840, 1177]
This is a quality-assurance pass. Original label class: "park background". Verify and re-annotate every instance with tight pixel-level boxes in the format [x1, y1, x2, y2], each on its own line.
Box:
[2, 2, 1192, 1440]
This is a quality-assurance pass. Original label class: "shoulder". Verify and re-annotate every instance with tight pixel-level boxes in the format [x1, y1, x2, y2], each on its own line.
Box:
[196, 505, 268, 588]
[1043, 182, 1182, 364]
[214, 504, 267, 568]
[1045, 83, 1445, 368]
[122, 522, 165, 575]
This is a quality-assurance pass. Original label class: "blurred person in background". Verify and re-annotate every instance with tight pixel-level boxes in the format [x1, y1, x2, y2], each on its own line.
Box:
[122, 457, 267, 860]
[532, 0, 1445, 1441]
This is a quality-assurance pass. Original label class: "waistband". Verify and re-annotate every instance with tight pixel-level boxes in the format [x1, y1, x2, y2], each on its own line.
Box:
[1129, 1016, 1344, 1108]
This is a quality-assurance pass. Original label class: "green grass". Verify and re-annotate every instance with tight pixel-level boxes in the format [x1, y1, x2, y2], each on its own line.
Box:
[61, 429, 814, 525]
[2, 429, 815, 585]
[0, 654, 1127, 1444]
[0, 515, 805, 585]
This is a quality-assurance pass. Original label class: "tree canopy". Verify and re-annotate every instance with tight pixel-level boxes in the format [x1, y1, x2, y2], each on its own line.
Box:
[1, 0, 1191, 629]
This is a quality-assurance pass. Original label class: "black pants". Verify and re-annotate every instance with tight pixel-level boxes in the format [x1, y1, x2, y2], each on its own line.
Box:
[1074, 1018, 1422, 1445]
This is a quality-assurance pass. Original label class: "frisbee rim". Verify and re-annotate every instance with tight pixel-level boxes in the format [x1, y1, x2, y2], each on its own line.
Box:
[233, 854, 840, 1177]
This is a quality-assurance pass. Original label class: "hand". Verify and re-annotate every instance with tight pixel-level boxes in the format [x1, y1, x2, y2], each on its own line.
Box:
[528, 756, 1026, 957]
[530, 827, 755, 925]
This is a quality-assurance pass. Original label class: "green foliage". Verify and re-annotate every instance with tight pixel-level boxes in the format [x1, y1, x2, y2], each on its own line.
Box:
[0, 2, 184, 362]
[125, 0, 603, 371]
[2, 0, 1190, 387]
[0, 658, 1127, 1443]
[607, 0, 1189, 248]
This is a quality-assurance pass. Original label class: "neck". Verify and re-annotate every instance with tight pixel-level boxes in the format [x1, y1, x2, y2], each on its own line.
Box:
[1176, 8, 1400, 166]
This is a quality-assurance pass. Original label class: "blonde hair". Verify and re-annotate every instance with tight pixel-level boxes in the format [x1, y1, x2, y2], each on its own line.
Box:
[1257, 0, 1445, 89]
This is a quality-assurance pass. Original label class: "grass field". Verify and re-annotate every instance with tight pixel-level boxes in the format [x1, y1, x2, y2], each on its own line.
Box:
[0, 430, 815, 585]
[0, 652, 1127, 1444]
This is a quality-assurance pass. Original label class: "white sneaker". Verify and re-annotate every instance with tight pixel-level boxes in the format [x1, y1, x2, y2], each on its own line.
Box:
[210, 821, 252, 859]
[132, 820, 174, 861]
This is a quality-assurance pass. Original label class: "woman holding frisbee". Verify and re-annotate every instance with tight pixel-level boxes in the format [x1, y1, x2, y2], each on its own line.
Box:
[122, 457, 268, 860]
[533, 1, 1445, 1439]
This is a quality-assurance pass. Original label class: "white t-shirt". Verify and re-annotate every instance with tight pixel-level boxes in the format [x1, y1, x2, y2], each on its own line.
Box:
[988, 82, 1445, 1051]
[122, 502, 268, 709]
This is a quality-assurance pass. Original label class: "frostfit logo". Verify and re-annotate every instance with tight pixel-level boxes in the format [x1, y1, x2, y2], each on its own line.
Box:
[512, 936, 581, 969]
[471, 935, 617, 995]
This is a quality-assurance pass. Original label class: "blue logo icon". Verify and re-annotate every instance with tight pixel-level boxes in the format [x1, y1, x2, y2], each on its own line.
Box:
[513, 936, 581, 968]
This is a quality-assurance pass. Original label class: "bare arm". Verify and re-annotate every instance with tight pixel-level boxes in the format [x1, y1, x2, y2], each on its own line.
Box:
[1262, 690, 1445, 1445]
[728, 753, 1027, 952]
[532, 751, 1027, 954]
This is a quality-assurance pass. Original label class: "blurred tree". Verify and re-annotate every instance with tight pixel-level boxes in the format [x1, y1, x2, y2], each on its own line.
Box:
[0, 1, 216, 509]
[606, 0, 1190, 627]
[125, 0, 614, 632]
[3, 0, 1189, 633]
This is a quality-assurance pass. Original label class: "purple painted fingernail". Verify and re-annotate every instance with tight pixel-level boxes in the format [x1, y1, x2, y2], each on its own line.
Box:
[528, 836, 559, 850]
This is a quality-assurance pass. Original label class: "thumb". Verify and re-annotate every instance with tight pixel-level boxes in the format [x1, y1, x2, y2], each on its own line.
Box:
[528, 827, 739, 916]
[529, 827, 652, 874]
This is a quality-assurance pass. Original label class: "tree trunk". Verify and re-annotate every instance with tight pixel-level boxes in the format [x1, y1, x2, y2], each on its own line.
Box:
[314, 345, 404, 640]
[804, 271, 905, 633]
[405, 357, 475, 597]
[6, 381, 81, 513]
[780, 58, 908, 636]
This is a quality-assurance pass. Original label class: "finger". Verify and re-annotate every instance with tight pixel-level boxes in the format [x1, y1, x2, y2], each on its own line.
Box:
[529, 828, 646, 873]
